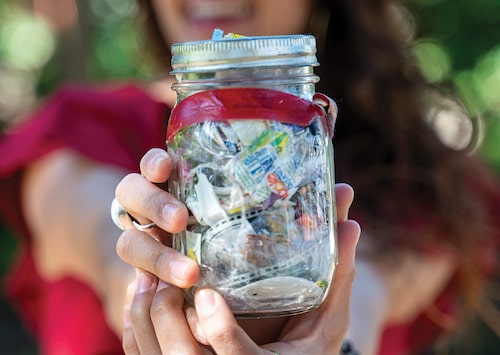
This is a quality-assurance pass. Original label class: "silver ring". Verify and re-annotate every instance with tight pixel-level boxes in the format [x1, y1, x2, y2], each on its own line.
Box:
[111, 198, 156, 232]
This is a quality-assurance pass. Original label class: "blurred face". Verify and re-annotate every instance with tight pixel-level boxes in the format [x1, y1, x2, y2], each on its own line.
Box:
[151, 0, 314, 45]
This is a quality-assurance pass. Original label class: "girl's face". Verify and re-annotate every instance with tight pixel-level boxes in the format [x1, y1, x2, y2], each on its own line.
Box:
[151, 0, 313, 45]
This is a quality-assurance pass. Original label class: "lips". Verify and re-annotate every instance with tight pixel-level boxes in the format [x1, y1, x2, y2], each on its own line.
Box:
[184, 0, 252, 21]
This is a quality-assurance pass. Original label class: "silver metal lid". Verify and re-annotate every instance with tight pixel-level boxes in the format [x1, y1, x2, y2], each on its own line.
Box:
[171, 34, 318, 74]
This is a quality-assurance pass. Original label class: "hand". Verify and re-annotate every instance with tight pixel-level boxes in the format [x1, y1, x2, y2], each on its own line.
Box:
[115, 148, 198, 288]
[116, 148, 360, 354]
[22, 149, 138, 336]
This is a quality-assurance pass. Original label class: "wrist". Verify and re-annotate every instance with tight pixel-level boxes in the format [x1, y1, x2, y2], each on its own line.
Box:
[100, 259, 136, 335]
[346, 259, 388, 354]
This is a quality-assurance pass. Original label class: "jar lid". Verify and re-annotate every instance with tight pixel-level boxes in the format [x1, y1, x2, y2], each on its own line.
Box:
[171, 34, 318, 74]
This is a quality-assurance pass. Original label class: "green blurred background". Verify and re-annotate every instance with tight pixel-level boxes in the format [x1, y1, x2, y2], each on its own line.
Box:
[0, 0, 499, 353]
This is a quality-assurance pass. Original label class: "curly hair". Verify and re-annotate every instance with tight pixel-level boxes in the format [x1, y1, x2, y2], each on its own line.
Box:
[318, 0, 498, 319]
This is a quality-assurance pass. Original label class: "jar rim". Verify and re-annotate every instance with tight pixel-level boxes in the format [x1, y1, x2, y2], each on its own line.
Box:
[171, 34, 318, 74]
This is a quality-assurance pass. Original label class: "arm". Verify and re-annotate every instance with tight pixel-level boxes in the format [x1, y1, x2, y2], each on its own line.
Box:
[21, 149, 136, 334]
[347, 242, 458, 355]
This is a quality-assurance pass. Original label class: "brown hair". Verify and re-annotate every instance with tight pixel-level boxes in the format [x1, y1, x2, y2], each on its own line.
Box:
[137, 0, 498, 332]
[318, 0, 499, 321]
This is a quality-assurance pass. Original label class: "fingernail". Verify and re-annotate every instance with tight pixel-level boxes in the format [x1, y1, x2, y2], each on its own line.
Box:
[171, 259, 192, 282]
[152, 153, 171, 173]
[157, 280, 170, 291]
[136, 271, 155, 294]
[196, 289, 216, 317]
[150, 153, 164, 168]
[162, 204, 179, 226]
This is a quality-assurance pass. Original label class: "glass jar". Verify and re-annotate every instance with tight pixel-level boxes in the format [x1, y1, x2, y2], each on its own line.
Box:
[166, 33, 338, 318]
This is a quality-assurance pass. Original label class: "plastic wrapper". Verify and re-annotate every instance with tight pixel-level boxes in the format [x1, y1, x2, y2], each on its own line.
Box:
[167, 88, 337, 317]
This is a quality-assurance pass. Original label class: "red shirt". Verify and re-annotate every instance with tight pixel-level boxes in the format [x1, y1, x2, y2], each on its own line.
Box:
[0, 84, 167, 354]
[0, 84, 497, 354]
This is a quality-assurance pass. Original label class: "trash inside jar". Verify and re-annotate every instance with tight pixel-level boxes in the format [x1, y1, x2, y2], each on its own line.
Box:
[167, 87, 337, 317]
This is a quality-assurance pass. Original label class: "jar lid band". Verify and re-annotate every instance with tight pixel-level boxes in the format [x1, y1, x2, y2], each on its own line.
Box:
[171, 34, 318, 74]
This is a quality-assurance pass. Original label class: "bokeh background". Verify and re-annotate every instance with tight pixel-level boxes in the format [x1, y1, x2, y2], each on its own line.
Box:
[0, 0, 499, 353]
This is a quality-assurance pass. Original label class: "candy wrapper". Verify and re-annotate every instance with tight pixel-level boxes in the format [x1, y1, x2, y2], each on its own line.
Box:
[168, 33, 337, 318]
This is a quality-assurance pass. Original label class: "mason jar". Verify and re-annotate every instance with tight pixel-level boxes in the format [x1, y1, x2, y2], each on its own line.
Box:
[166, 32, 338, 318]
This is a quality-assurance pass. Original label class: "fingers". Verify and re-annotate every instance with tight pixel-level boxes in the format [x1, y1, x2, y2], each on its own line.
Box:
[332, 182, 359, 291]
[123, 293, 140, 355]
[194, 289, 262, 355]
[139, 148, 174, 184]
[334, 183, 354, 223]
[124, 270, 202, 355]
[124, 270, 162, 355]
[335, 220, 361, 278]
[150, 282, 202, 354]
[116, 173, 188, 234]
[317, 218, 360, 344]
[116, 149, 188, 234]
[115, 148, 198, 288]
[117, 229, 199, 288]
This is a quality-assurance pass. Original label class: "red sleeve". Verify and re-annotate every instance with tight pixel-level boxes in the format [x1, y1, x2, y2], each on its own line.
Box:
[0, 84, 168, 239]
[378, 158, 500, 354]
[0, 84, 168, 354]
